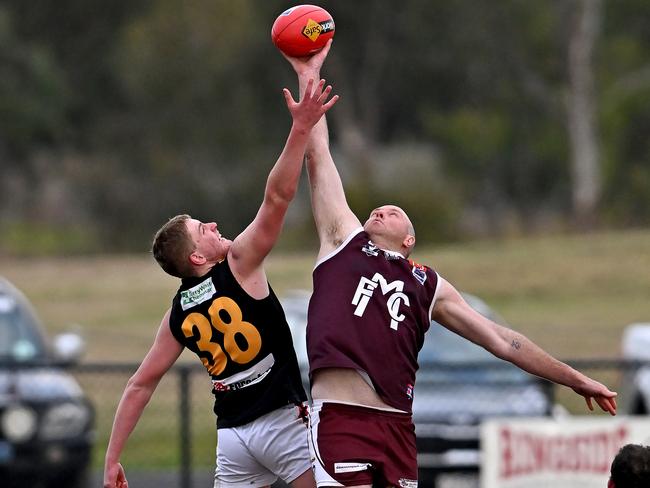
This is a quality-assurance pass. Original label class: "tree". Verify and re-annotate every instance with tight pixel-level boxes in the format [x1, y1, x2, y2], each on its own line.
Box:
[566, 0, 603, 228]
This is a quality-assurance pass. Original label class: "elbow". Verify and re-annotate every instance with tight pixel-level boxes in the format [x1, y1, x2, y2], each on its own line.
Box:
[494, 345, 514, 363]
[266, 187, 295, 208]
[486, 333, 517, 362]
[488, 324, 522, 361]
[125, 374, 154, 397]
[125, 375, 143, 394]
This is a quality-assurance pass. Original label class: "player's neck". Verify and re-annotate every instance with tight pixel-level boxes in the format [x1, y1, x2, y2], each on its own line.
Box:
[191, 259, 222, 278]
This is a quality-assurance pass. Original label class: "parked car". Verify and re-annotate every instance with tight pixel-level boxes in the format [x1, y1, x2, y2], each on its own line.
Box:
[620, 323, 650, 414]
[0, 277, 94, 488]
[281, 290, 552, 485]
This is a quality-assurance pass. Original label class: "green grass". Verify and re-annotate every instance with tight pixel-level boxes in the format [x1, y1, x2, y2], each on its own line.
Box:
[4, 230, 648, 361]
[423, 229, 650, 358]
[2, 228, 649, 470]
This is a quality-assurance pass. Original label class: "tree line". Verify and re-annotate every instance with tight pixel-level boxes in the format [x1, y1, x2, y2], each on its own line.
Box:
[1, 0, 649, 254]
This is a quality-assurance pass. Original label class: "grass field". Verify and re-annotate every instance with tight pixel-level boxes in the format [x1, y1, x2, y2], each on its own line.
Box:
[1, 228, 649, 471]
[2, 228, 648, 362]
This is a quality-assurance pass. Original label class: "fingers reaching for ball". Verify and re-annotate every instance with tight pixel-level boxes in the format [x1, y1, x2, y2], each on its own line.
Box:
[283, 78, 338, 130]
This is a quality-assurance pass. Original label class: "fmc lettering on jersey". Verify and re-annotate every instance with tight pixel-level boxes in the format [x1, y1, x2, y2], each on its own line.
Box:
[352, 273, 410, 330]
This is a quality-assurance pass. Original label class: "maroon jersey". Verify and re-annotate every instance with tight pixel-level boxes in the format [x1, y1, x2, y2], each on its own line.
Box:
[307, 228, 440, 413]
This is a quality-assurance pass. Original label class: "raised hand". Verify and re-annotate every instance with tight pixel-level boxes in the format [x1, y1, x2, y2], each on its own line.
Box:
[283, 77, 338, 132]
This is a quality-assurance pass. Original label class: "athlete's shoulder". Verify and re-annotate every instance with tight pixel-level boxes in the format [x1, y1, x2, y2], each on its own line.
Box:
[315, 227, 365, 268]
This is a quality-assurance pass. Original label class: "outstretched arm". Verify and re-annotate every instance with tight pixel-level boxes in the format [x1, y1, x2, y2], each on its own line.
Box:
[103, 310, 183, 488]
[284, 41, 362, 260]
[431, 279, 618, 415]
[229, 79, 338, 288]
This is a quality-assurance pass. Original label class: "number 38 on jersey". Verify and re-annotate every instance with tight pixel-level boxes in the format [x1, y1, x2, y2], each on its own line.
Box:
[181, 296, 262, 376]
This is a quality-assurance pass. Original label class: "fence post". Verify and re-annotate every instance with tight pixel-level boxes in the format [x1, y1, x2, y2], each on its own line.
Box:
[179, 366, 192, 488]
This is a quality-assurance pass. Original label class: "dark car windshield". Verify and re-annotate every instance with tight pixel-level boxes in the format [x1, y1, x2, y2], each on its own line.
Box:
[419, 324, 530, 383]
[418, 290, 534, 385]
[0, 294, 47, 361]
[422, 323, 501, 363]
[421, 293, 508, 364]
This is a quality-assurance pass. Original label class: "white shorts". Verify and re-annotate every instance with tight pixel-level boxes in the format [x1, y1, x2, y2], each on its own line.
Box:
[214, 404, 312, 488]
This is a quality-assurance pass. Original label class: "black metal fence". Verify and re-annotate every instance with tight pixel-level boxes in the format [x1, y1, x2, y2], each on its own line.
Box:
[60, 359, 650, 488]
[73, 362, 215, 488]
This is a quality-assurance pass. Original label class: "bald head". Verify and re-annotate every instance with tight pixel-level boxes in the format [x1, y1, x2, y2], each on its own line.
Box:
[363, 204, 416, 256]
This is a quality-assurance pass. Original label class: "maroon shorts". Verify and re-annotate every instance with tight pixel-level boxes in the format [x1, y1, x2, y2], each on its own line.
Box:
[309, 401, 418, 487]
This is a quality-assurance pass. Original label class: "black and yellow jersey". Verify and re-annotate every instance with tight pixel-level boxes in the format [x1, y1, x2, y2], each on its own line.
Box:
[169, 258, 306, 428]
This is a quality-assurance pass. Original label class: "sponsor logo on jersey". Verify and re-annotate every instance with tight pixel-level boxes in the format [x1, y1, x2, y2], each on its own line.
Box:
[361, 240, 380, 257]
[409, 260, 428, 285]
[211, 353, 275, 392]
[180, 277, 216, 310]
[406, 383, 414, 400]
[334, 462, 372, 473]
[399, 478, 418, 488]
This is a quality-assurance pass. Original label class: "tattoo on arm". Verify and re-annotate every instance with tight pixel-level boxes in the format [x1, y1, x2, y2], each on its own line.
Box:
[511, 339, 521, 350]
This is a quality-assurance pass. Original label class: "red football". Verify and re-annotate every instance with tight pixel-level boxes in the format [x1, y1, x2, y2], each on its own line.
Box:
[271, 5, 335, 57]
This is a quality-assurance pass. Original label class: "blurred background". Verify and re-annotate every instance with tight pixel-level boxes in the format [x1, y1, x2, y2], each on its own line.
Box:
[2, 0, 650, 254]
[1, 1, 650, 487]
